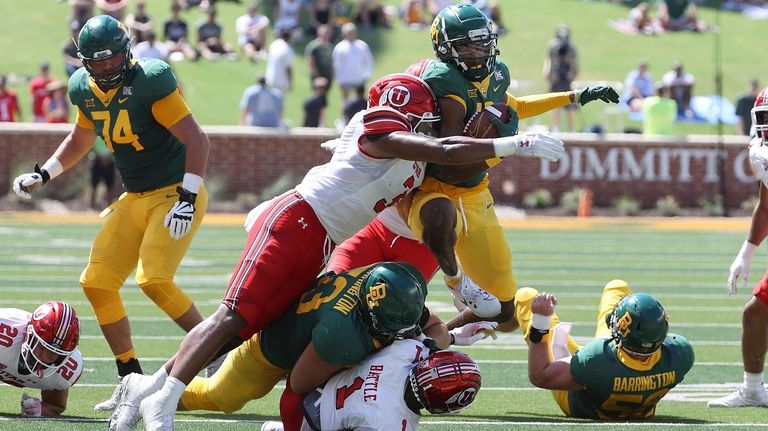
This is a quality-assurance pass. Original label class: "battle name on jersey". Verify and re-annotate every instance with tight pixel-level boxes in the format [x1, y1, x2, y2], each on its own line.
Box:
[612, 371, 676, 392]
[363, 364, 384, 401]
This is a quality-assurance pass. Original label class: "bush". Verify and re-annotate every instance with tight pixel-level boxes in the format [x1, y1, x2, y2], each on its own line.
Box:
[523, 188, 553, 209]
[613, 195, 640, 216]
[559, 188, 582, 215]
[698, 194, 725, 217]
[259, 173, 299, 202]
[655, 195, 680, 217]
[741, 195, 759, 213]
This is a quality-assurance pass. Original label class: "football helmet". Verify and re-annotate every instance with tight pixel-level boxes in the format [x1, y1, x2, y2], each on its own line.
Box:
[430, 4, 499, 82]
[409, 350, 482, 414]
[752, 86, 768, 144]
[21, 302, 80, 378]
[368, 73, 441, 136]
[607, 293, 668, 356]
[77, 15, 133, 90]
[357, 262, 427, 341]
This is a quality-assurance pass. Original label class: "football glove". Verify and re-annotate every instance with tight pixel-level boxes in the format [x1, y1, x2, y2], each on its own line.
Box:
[727, 240, 757, 295]
[493, 132, 565, 162]
[488, 106, 520, 137]
[12, 163, 51, 199]
[164, 187, 197, 240]
[21, 393, 42, 417]
[450, 321, 498, 346]
[576, 86, 620, 106]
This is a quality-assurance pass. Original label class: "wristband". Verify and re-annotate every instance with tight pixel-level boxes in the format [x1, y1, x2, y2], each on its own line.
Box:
[450, 332, 455, 345]
[182, 173, 203, 194]
[532, 313, 552, 331]
[41, 157, 64, 181]
[492, 136, 519, 158]
[740, 240, 758, 260]
[530, 327, 549, 343]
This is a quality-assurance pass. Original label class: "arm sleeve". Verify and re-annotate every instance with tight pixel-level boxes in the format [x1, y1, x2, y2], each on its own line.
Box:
[506, 91, 572, 120]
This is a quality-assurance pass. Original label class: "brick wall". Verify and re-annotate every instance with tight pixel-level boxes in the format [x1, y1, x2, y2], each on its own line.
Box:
[0, 123, 754, 209]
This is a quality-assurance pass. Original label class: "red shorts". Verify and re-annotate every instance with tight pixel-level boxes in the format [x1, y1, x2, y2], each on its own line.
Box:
[329, 217, 439, 282]
[754, 272, 768, 305]
[223, 190, 333, 339]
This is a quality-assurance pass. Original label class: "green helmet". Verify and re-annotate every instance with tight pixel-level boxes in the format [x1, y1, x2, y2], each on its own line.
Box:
[430, 4, 499, 82]
[358, 262, 427, 341]
[77, 15, 132, 90]
[607, 293, 669, 355]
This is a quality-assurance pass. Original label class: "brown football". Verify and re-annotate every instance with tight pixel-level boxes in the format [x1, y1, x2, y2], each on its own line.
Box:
[462, 103, 511, 139]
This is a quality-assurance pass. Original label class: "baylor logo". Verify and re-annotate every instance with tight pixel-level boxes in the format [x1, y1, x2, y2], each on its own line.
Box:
[617, 311, 633, 337]
[366, 283, 387, 308]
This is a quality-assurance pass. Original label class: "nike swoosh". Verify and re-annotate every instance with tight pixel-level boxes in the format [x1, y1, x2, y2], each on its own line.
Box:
[493, 85, 502, 92]
[118, 97, 129, 103]
[487, 202, 494, 209]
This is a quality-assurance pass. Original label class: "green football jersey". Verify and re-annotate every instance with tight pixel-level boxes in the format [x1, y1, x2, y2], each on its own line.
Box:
[260, 266, 426, 370]
[567, 333, 694, 420]
[68, 59, 186, 192]
[420, 59, 515, 187]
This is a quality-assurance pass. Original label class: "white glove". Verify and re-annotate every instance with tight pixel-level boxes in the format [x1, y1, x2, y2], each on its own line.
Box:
[12, 163, 49, 199]
[727, 240, 758, 295]
[163, 187, 196, 240]
[749, 138, 768, 186]
[493, 133, 565, 162]
[21, 393, 42, 417]
[450, 321, 498, 346]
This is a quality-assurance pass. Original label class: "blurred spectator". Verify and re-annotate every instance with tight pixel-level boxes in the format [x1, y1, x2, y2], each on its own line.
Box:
[463, 0, 504, 34]
[333, 23, 373, 102]
[629, 2, 658, 35]
[355, 0, 392, 30]
[42, 80, 70, 124]
[265, 30, 294, 93]
[196, 6, 237, 60]
[642, 84, 677, 136]
[95, 0, 129, 21]
[240, 76, 283, 127]
[68, 0, 94, 28]
[164, 1, 198, 61]
[133, 31, 169, 60]
[89, 138, 117, 210]
[621, 61, 654, 113]
[63, 20, 84, 76]
[543, 24, 578, 132]
[343, 84, 367, 124]
[661, 60, 694, 116]
[125, 1, 154, 44]
[735, 79, 760, 136]
[236, 1, 270, 62]
[274, 0, 303, 36]
[427, 0, 455, 18]
[310, 0, 335, 36]
[305, 24, 334, 86]
[303, 77, 329, 127]
[29, 63, 55, 122]
[0, 76, 21, 122]
[402, 0, 430, 28]
[659, 0, 706, 32]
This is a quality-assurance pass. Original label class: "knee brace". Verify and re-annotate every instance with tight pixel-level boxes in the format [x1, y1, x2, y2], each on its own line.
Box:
[139, 281, 193, 320]
[82, 285, 126, 325]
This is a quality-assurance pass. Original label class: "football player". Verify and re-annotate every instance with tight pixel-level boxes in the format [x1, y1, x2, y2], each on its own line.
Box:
[112, 262, 468, 429]
[0, 302, 82, 417]
[709, 87, 768, 408]
[11, 15, 215, 410]
[261, 340, 481, 431]
[405, 4, 619, 331]
[104, 71, 566, 431]
[520, 282, 694, 419]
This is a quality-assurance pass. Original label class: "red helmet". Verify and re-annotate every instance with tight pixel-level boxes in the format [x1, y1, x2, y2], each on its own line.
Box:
[754, 86, 768, 143]
[408, 350, 481, 414]
[367, 73, 440, 136]
[21, 302, 80, 377]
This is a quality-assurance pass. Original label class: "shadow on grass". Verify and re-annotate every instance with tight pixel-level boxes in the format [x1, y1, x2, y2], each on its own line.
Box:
[442, 412, 710, 424]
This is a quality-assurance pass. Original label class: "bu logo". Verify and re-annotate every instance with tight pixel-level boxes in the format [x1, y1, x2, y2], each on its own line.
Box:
[617, 311, 633, 337]
[380, 85, 411, 107]
[366, 283, 387, 308]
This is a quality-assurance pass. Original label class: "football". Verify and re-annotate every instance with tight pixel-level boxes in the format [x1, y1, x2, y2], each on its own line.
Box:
[462, 103, 511, 139]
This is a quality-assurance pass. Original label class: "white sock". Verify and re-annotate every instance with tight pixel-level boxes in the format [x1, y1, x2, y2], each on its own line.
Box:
[151, 367, 169, 389]
[162, 377, 187, 402]
[744, 371, 764, 391]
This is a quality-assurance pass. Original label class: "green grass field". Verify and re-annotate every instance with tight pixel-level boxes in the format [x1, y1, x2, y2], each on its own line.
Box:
[0, 214, 765, 430]
[2, 0, 764, 133]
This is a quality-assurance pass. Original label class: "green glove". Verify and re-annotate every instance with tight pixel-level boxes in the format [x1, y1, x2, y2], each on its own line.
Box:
[576, 86, 620, 106]
[488, 105, 520, 137]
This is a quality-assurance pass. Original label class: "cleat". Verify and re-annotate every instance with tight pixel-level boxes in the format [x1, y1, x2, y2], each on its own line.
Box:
[260, 421, 285, 431]
[95, 379, 121, 412]
[140, 391, 177, 431]
[446, 273, 501, 319]
[108, 373, 159, 431]
[708, 385, 768, 408]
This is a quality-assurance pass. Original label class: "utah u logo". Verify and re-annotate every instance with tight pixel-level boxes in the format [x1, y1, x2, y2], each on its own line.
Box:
[617, 311, 633, 337]
[366, 283, 387, 308]
[380, 86, 411, 108]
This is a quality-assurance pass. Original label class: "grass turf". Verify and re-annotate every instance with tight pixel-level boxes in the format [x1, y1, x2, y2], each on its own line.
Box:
[0, 214, 763, 430]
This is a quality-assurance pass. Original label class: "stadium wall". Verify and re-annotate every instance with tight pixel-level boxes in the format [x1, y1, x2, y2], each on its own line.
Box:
[0, 123, 755, 209]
